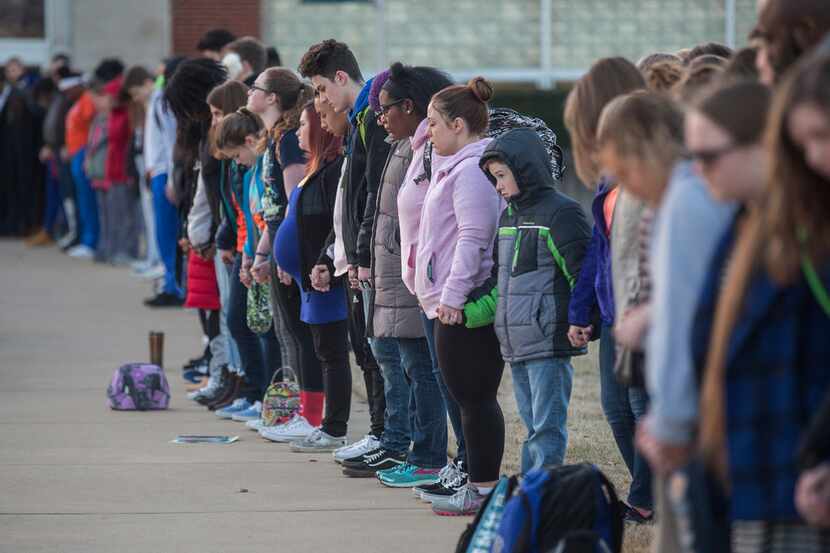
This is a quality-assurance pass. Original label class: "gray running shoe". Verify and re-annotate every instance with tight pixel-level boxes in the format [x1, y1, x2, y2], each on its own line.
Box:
[431, 483, 487, 517]
[289, 428, 347, 453]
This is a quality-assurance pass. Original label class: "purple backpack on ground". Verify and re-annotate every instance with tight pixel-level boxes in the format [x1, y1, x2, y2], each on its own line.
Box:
[107, 363, 171, 411]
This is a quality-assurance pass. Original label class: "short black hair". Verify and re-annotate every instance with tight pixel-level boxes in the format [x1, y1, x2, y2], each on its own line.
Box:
[298, 39, 362, 82]
[93, 58, 125, 83]
[51, 52, 71, 67]
[383, 62, 454, 118]
[196, 28, 237, 53]
[266, 46, 282, 68]
[163, 56, 187, 85]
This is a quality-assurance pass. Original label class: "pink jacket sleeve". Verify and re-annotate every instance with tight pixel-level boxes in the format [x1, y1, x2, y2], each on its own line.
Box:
[440, 161, 501, 309]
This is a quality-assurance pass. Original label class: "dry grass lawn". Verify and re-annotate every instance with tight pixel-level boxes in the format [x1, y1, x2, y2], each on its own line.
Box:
[498, 345, 653, 553]
[351, 343, 654, 552]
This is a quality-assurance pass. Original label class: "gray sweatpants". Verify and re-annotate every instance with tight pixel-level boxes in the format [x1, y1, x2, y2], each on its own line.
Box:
[95, 184, 139, 262]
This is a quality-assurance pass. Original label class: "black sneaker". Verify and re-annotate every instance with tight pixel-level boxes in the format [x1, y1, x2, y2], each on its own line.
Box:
[143, 293, 185, 308]
[342, 447, 382, 466]
[341, 448, 407, 478]
[416, 462, 468, 503]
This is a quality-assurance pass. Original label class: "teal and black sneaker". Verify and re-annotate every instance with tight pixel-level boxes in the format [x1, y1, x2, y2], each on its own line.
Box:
[377, 463, 441, 488]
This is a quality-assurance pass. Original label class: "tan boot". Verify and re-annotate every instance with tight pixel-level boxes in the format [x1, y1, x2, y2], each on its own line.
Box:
[26, 229, 53, 247]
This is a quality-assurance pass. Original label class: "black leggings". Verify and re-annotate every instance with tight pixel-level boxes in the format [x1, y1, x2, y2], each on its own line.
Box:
[435, 321, 504, 483]
[198, 308, 220, 358]
[270, 273, 323, 392]
[310, 319, 352, 437]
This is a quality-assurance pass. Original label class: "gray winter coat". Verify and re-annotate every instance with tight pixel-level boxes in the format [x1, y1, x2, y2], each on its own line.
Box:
[367, 137, 424, 339]
[465, 128, 591, 362]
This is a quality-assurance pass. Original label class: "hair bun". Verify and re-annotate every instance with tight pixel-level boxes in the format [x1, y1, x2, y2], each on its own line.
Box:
[389, 61, 407, 80]
[467, 76, 493, 103]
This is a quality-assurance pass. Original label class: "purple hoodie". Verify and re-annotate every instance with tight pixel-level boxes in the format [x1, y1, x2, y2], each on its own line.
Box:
[415, 138, 502, 318]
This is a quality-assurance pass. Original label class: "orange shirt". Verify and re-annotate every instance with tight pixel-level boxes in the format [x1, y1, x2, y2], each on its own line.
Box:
[603, 187, 620, 236]
[65, 92, 96, 156]
[232, 194, 247, 254]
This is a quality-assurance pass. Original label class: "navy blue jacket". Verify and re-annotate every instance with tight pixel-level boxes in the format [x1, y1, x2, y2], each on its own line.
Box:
[693, 219, 830, 521]
[568, 179, 616, 327]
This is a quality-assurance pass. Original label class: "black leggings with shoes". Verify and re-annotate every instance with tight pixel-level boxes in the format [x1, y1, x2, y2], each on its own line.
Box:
[435, 321, 505, 483]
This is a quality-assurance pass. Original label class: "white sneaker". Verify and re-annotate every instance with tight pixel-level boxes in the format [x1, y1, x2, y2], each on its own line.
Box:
[187, 377, 219, 400]
[333, 434, 380, 464]
[139, 264, 166, 280]
[245, 419, 265, 432]
[67, 245, 95, 259]
[290, 428, 346, 453]
[260, 415, 315, 443]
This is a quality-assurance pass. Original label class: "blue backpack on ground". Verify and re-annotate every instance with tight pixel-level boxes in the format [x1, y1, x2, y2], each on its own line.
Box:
[456, 476, 520, 553]
[491, 463, 624, 553]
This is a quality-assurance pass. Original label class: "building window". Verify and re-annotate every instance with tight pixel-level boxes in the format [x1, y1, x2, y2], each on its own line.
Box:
[0, 0, 45, 39]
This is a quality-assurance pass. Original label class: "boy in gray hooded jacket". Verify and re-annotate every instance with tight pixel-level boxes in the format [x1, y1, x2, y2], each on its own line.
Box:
[465, 128, 591, 473]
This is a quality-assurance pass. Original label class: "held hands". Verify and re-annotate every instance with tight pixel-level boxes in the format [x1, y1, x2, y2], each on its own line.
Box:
[348, 265, 360, 290]
[436, 304, 463, 326]
[178, 238, 191, 253]
[240, 253, 253, 288]
[357, 266, 371, 289]
[635, 417, 692, 477]
[310, 264, 331, 292]
[219, 249, 234, 265]
[796, 463, 830, 528]
[567, 325, 593, 348]
[614, 304, 651, 350]
[251, 254, 271, 284]
[277, 266, 293, 286]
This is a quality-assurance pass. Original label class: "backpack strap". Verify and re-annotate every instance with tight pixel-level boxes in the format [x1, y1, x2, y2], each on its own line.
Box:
[799, 229, 830, 318]
[423, 141, 433, 181]
[356, 106, 370, 149]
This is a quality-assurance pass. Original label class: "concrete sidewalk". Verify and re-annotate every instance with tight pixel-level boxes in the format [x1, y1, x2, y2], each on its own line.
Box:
[0, 240, 466, 553]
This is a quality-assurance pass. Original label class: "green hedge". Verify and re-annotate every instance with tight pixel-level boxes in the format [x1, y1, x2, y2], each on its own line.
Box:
[492, 87, 573, 149]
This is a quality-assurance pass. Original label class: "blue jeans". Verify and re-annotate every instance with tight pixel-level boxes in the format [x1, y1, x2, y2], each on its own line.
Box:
[71, 149, 98, 249]
[214, 252, 242, 374]
[150, 173, 181, 297]
[371, 336, 448, 468]
[422, 313, 466, 467]
[227, 254, 281, 402]
[511, 357, 573, 474]
[599, 325, 653, 510]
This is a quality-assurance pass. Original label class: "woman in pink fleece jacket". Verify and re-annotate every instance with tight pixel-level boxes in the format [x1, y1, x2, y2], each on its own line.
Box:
[416, 77, 504, 516]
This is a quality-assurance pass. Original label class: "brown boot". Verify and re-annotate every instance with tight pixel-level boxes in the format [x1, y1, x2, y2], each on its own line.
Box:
[26, 228, 53, 247]
[207, 373, 243, 411]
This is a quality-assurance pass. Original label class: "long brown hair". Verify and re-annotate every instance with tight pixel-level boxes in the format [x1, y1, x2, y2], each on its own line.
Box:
[697, 60, 830, 481]
[756, 0, 830, 82]
[215, 107, 265, 152]
[564, 57, 645, 186]
[303, 102, 343, 176]
[258, 67, 314, 148]
[207, 81, 249, 158]
[764, 54, 830, 283]
[207, 80, 249, 116]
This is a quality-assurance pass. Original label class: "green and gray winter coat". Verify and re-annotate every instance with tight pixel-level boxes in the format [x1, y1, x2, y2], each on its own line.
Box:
[464, 128, 591, 362]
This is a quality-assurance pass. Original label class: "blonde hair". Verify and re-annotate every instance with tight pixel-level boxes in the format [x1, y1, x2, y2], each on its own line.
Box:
[257, 67, 314, 152]
[564, 57, 645, 186]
